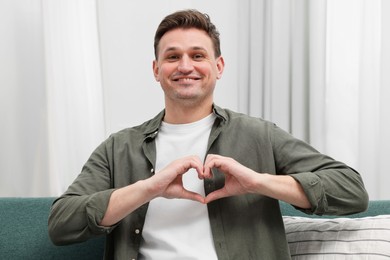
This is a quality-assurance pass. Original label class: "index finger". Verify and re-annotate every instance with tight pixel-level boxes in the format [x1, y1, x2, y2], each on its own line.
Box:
[203, 154, 224, 178]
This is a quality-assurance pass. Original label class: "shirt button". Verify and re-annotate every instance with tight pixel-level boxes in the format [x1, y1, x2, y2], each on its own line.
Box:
[150, 168, 154, 173]
[135, 229, 140, 234]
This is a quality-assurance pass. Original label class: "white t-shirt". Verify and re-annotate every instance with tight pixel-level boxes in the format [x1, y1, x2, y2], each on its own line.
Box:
[139, 114, 218, 260]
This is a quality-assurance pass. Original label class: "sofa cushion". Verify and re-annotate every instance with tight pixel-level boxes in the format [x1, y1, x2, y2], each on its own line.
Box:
[0, 197, 104, 259]
[283, 215, 390, 259]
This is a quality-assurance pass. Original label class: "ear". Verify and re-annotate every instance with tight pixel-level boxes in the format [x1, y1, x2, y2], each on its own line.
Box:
[152, 60, 160, 82]
[215, 56, 225, 79]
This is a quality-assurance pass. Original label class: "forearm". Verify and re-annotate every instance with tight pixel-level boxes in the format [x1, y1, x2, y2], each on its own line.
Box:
[100, 180, 155, 226]
[255, 174, 311, 209]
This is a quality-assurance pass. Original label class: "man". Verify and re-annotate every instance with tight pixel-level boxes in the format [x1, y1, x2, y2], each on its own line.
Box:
[48, 9, 368, 260]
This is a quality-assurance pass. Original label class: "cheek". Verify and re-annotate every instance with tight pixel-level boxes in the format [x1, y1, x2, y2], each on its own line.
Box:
[197, 63, 218, 78]
[158, 65, 176, 80]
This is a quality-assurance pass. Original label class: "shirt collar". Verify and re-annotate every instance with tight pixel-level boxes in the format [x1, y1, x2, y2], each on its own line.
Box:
[142, 104, 227, 141]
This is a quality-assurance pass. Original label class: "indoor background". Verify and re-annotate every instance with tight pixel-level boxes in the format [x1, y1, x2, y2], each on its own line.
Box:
[1, 0, 389, 199]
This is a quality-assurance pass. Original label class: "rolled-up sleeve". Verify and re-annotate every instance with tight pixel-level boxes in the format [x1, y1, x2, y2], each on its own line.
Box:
[49, 189, 116, 245]
[291, 171, 327, 214]
[271, 124, 369, 216]
[48, 139, 117, 245]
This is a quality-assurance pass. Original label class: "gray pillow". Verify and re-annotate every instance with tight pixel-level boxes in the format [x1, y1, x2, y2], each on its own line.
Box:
[283, 215, 390, 259]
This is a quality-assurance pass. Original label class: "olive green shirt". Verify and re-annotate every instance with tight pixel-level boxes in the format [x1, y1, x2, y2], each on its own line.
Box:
[48, 105, 368, 260]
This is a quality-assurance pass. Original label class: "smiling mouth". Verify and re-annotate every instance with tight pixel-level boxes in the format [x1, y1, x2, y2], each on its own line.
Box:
[173, 77, 201, 82]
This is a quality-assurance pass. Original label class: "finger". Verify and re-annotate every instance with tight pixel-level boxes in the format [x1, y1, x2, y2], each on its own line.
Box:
[202, 166, 213, 179]
[190, 156, 205, 179]
[190, 163, 205, 180]
[204, 189, 227, 204]
[186, 156, 204, 174]
[180, 189, 205, 204]
[203, 154, 215, 177]
[204, 153, 219, 165]
[177, 155, 205, 180]
[203, 154, 223, 178]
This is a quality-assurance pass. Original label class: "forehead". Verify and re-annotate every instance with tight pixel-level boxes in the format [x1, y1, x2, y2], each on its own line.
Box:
[158, 28, 214, 54]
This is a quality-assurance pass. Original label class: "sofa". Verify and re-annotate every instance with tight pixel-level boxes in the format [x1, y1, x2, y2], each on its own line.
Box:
[1, 197, 389, 259]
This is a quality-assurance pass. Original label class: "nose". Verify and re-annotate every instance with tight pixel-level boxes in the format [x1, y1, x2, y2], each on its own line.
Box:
[177, 55, 194, 73]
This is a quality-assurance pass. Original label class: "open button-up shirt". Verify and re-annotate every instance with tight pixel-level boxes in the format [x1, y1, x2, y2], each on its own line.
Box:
[48, 105, 368, 260]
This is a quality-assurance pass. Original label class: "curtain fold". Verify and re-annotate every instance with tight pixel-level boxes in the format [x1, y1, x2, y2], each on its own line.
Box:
[244, 0, 324, 144]
[378, 0, 390, 199]
[0, 0, 47, 196]
[307, 0, 327, 152]
[42, 0, 105, 195]
[325, 0, 388, 199]
[244, 0, 388, 199]
[1, 0, 105, 197]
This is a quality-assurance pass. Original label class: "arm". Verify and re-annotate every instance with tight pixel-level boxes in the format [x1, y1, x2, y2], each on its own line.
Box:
[271, 124, 369, 215]
[204, 122, 368, 216]
[203, 154, 310, 209]
[49, 153, 206, 244]
[48, 114, 208, 245]
[100, 156, 206, 226]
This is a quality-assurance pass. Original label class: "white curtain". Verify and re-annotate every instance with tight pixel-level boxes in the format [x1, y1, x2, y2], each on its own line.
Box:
[0, 0, 105, 196]
[240, 0, 328, 148]
[240, 0, 389, 199]
[1, 0, 48, 196]
[325, 0, 390, 199]
[42, 0, 105, 195]
[1, 0, 389, 199]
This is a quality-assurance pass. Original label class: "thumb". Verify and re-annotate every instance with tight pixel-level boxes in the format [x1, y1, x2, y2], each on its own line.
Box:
[180, 189, 206, 204]
[204, 189, 227, 204]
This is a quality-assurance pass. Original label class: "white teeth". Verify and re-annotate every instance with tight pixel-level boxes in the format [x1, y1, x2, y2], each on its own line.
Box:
[172, 76, 200, 82]
[179, 78, 195, 81]
[177, 78, 196, 81]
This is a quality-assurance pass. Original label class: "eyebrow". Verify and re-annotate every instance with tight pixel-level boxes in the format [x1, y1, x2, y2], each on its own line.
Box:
[162, 46, 208, 54]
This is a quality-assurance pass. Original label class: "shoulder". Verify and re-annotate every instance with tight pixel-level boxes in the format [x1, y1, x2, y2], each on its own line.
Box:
[104, 110, 164, 146]
[214, 106, 296, 145]
[216, 106, 275, 131]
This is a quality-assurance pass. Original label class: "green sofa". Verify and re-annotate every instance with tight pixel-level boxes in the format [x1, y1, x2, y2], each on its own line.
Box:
[1, 197, 389, 259]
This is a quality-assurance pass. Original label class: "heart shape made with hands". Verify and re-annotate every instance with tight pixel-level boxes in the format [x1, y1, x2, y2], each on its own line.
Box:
[180, 168, 225, 204]
[159, 154, 251, 204]
[164, 155, 250, 203]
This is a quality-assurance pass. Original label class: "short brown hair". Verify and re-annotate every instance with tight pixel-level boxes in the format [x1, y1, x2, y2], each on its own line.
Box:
[154, 9, 221, 59]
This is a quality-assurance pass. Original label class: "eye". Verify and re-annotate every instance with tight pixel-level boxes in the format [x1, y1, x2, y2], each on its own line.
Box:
[166, 55, 180, 61]
[193, 53, 204, 60]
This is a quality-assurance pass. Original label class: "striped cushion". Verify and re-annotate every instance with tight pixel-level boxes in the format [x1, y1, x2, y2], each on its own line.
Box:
[283, 215, 390, 259]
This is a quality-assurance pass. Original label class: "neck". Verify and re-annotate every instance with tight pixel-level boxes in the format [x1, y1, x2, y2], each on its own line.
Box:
[164, 102, 213, 124]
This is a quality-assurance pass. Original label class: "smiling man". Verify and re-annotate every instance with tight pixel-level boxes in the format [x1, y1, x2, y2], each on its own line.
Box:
[48, 9, 368, 260]
[153, 27, 224, 123]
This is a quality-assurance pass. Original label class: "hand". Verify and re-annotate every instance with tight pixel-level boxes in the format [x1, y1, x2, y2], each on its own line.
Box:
[147, 155, 206, 203]
[203, 154, 260, 203]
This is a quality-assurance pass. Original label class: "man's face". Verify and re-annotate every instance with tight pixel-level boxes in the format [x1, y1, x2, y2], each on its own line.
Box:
[153, 28, 224, 108]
